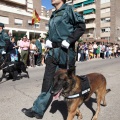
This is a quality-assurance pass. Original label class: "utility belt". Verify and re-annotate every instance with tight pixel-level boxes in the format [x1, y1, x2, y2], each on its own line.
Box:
[52, 42, 61, 48]
[52, 42, 74, 49]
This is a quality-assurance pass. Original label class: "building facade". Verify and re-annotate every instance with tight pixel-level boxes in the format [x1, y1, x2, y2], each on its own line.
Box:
[73, 0, 120, 44]
[0, 0, 49, 40]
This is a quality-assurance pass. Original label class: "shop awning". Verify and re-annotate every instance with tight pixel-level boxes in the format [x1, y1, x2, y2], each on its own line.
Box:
[83, 0, 95, 5]
[83, 9, 95, 14]
[74, 2, 83, 8]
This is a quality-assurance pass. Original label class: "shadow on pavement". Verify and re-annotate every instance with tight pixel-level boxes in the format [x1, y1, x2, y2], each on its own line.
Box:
[50, 100, 68, 120]
[50, 97, 98, 120]
[84, 97, 96, 119]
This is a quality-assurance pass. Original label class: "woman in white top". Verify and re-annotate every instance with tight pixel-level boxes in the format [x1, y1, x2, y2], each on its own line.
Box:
[29, 39, 37, 67]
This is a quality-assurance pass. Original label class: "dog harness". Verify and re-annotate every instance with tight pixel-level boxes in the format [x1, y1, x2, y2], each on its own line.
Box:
[67, 75, 90, 99]
[2, 63, 14, 70]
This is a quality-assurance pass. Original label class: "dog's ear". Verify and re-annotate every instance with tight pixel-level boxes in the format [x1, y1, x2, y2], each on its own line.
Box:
[67, 66, 76, 77]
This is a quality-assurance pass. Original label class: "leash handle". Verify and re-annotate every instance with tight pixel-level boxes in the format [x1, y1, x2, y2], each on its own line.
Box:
[67, 48, 69, 70]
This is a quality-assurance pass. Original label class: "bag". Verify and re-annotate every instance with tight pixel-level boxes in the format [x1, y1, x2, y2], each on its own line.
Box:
[10, 54, 18, 62]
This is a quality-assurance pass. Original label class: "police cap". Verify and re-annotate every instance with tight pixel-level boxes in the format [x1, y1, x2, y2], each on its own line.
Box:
[0, 22, 4, 28]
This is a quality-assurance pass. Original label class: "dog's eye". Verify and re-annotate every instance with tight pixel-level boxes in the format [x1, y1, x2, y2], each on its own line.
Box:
[63, 82, 69, 89]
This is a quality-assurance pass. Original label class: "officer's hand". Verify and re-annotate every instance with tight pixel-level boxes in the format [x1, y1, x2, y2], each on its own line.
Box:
[2, 51, 6, 55]
[45, 40, 52, 48]
[61, 40, 70, 49]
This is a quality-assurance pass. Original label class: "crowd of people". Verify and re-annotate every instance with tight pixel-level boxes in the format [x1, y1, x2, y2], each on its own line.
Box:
[0, 0, 119, 119]
[1, 23, 120, 69]
[7, 35, 46, 68]
[77, 41, 120, 62]
[17, 35, 46, 67]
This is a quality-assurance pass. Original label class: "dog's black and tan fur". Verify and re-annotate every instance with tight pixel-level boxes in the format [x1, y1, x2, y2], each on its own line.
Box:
[0, 55, 29, 81]
[51, 68, 111, 120]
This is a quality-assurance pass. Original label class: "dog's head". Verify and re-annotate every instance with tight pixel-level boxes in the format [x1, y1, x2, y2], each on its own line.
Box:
[51, 67, 76, 97]
[0, 54, 8, 69]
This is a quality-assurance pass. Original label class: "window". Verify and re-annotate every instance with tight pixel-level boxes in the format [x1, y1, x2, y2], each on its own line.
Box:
[101, 0, 110, 4]
[0, 16, 9, 24]
[28, 20, 32, 25]
[101, 17, 110, 23]
[45, 24, 49, 30]
[14, 18, 23, 26]
[27, 0, 33, 3]
[101, 27, 110, 33]
[35, 23, 40, 28]
[27, 3, 33, 9]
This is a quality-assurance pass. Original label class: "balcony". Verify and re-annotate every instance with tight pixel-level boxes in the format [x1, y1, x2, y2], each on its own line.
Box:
[4, 0, 26, 5]
[83, 0, 95, 6]
[101, 32, 110, 37]
[101, 12, 110, 18]
[101, 22, 110, 28]
[101, 2, 110, 9]
[75, 4, 96, 12]
[0, 4, 31, 16]
[83, 8, 95, 15]
[84, 14, 96, 19]
[86, 23, 96, 29]
[73, 0, 86, 4]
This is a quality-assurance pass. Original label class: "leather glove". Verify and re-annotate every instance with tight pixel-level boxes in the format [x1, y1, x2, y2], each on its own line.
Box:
[61, 40, 70, 49]
[45, 40, 52, 48]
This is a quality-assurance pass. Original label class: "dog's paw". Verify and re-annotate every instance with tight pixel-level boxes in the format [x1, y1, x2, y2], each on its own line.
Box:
[92, 116, 97, 120]
[0, 78, 2, 82]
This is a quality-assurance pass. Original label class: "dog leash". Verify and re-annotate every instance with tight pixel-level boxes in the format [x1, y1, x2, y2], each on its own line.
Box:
[0, 54, 8, 68]
[66, 48, 69, 70]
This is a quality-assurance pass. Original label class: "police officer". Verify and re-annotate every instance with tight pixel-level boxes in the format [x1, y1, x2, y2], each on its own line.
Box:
[0, 22, 10, 60]
[22, 0, 86, 119]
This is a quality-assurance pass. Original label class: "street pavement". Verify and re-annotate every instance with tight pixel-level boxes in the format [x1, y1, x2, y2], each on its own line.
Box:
[0, 57, 120, 120]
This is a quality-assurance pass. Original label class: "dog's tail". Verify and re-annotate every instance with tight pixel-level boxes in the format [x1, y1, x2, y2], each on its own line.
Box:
[106, 89, 111, 94]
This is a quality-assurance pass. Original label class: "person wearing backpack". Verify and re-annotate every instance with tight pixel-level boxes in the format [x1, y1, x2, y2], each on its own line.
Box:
[21, 0, 86, 119]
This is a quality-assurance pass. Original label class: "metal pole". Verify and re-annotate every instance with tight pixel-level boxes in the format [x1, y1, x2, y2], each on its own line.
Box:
[34, 24, 36, 38]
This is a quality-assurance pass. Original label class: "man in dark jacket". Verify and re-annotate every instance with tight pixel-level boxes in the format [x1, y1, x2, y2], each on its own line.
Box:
[22, 0, 86, 119]
[35, 36, 42, 66]
[0, 22, 10, 60]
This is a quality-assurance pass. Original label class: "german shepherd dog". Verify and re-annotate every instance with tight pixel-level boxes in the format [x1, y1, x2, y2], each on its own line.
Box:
[0, 54, 29, 82]
[51, 68, 111, 120]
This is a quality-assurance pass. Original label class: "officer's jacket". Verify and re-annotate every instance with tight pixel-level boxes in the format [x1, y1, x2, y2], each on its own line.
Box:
[35, 39, 42, 54]
[46, 4, 86, 66]
[0, 29, 10, 53]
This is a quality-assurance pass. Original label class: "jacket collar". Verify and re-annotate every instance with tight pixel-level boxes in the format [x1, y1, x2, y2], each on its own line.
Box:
[52, 3, 67, 16]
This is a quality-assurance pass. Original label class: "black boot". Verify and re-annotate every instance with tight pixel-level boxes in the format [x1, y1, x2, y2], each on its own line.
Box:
[21, 108, 43, 119]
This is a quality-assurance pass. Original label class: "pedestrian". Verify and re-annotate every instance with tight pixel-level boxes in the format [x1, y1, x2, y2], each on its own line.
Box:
[35, 36, 42, 66]
[0, 22, 10, 60]
[93, 41, 98, 58]
[21, 0, 86, 119]
[96, 43, 100, 58]
[19, 35, 30, 68]
[8, 37, 18, 62]
[40, 38, 46, 66]
[77, 43, 81, 61]
[29, 39, 37, 67]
